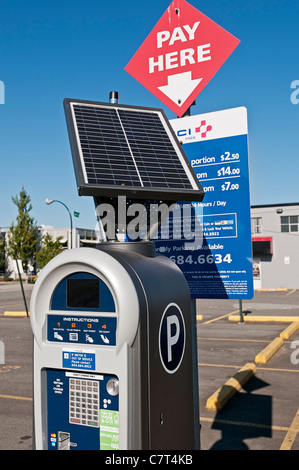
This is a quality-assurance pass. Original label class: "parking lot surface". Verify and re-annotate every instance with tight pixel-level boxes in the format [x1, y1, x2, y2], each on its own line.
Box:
[197, 290, 299, 450]
[0, 281, 298, 450]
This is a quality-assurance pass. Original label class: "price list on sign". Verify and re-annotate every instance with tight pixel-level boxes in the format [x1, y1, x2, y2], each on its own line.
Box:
[192, 136, 247, 195]
[155, 107, 253, 299]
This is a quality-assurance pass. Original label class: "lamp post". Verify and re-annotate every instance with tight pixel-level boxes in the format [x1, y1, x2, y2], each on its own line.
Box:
[45, 198, 73, 249]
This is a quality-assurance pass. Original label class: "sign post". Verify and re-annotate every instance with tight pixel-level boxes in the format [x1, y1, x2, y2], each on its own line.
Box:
[125, 0, 240, 117]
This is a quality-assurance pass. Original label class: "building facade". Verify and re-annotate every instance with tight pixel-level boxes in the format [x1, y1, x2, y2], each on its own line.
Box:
[2, 206, 299, 289]
[251, 203, 299, 290]
[40, 226, 97, 250]
[0, 226, 97, 279]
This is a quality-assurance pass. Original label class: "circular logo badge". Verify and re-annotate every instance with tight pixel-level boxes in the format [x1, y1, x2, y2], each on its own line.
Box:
[159, 303, 186, 374]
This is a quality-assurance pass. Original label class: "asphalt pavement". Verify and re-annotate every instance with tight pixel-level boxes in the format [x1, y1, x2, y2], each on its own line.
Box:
[0, 281, 298, 450]
[196, 290, 299, 450]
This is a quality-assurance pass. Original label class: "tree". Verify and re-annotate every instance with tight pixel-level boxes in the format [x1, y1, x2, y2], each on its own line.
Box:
[0, 234, 5, 273]
[7, 187, 40, 271]
[36, 232, 63, 268]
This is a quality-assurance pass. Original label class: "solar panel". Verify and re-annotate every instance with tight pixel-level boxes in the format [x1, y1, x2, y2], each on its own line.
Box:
[64, 99, 204, 202]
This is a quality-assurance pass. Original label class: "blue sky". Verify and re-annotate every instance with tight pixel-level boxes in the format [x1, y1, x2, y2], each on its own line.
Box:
[0, 0, 298, 230]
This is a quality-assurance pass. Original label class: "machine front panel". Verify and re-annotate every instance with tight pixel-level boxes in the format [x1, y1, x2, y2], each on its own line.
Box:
[46, 369, 119, 450]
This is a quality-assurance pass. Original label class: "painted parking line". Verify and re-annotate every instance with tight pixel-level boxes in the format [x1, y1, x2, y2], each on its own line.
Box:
[229, 315, 299, 323]
[0, 365, 21, 373]
[280, 408, 299, 450]
[256, 365, 299, 374]
[198, 336, 271, 344]
[286, 289, 297, 296]
[0, 394, 32, 401]
[0, 303, 23, 309]
[198, 362, 299, 374]
[203, 309, 241, 325]
[201, 416, 289, 433]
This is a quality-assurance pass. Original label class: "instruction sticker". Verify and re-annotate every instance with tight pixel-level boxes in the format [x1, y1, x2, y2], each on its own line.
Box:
[100, 409, 119, 450]
[62, 349, 96, 371]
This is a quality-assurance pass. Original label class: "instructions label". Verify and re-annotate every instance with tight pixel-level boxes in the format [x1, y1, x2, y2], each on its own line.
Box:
[48, 314, 116, 346]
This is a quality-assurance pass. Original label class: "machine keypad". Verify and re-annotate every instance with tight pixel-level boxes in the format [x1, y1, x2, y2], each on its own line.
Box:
[69, 379, 100, 427]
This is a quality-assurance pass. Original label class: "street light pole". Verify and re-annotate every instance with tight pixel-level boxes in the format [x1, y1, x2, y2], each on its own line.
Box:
[45, 198, 73, 249]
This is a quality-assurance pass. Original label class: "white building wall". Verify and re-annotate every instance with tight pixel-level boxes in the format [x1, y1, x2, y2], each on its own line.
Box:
[251, 203, 299, 289]
[1, 226, 98, 278]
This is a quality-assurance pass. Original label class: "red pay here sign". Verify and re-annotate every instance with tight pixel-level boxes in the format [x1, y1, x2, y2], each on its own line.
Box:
[125, 0, 240, 117]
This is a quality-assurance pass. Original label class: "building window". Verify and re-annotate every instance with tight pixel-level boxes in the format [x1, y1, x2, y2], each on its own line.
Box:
[281, 215, 299, 232]
[251, 217, 263, 234]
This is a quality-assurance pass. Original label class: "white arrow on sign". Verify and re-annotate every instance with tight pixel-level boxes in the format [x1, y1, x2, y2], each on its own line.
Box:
[158, 71, 202, 106]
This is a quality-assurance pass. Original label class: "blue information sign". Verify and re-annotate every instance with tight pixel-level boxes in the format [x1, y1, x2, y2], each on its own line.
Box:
[155, 107, 253, 299]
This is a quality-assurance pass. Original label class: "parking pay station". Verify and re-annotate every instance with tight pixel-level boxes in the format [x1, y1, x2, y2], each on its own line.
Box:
[30, 98, 205, 450]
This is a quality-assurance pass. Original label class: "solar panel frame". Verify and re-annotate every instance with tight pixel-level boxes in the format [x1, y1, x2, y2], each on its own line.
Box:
[64, 98, 204, 202]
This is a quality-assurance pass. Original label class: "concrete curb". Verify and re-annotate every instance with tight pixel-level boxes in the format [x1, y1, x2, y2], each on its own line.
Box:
[256, 288, 288, 292]
[255, 337, 284, 365]
[206, 363, 256, 411]
[229, 315, 299, 323]
[280, 322, 299, 340]
[256, 287, 289, 292]
[3, 311, 30, 317]
[205, 313, 299, 412]
[196, 315, 204, 321]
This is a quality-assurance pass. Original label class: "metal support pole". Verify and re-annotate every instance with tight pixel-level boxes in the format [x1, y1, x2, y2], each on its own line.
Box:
[178, 101, 200, 449]
[15, 259, 29, 317]
[239, 298, 244, 323]
[54, 201, 73, 249]
[45, 199, 73, 249]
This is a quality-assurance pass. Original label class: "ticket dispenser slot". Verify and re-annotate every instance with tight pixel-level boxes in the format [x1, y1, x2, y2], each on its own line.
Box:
[58, 432, 77, 450]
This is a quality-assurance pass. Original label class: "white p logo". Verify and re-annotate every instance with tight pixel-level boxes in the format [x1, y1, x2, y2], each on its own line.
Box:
[159, 303, 186, 374]
[167, 315, 180, 362]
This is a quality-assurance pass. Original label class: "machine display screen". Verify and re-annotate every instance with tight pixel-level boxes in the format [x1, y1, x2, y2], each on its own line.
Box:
[67, 278, 99, 309]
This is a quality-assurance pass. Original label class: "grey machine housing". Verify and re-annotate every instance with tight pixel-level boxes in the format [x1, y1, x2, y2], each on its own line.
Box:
[30, 243, 199, 450]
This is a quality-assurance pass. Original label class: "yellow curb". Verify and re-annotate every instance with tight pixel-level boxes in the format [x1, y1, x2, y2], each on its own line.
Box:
[280, 407, 299, 450]
[255, 337, 284, 365]
[206, 363, 256, 411]
[3, 311, 30, 317]
[280, 322, 299, 340]
[196, 315, 204, 321]
[229, 315, 299, 323]
[256, 288, 288, 292]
